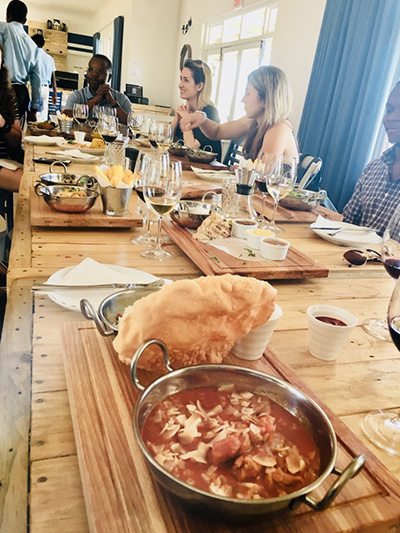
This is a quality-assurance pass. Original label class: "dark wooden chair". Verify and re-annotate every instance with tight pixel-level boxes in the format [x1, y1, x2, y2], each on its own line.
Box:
[0, 190, 14, 232]
[223, 138, 245, 167]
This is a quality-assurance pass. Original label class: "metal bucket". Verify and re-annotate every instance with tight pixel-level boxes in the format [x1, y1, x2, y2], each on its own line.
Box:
[100, 186, 133, 216]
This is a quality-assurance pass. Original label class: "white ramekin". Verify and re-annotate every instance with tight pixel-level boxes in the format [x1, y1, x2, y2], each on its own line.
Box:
[260, 237, 290, 260]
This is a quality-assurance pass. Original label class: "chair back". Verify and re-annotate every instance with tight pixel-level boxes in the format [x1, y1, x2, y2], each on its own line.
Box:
[297, 154, 323, 190]
[223, 137, 245, 167]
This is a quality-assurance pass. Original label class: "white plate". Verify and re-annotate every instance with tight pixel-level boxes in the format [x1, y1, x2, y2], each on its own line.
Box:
[312, 224, 382, 247]
[45, 264, 161, 312]
[25, 135, 65, 146]
[58, 141, 105, 155]
[190, 166, 231, 183]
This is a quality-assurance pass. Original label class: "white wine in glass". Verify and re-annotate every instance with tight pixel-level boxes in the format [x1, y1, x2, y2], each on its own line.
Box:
[265, 156, 297, 233]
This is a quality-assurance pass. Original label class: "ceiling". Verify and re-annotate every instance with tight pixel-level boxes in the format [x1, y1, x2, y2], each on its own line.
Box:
[28, 0, 110, 17]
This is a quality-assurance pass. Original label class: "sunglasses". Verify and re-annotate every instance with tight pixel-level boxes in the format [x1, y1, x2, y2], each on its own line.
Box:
[343, 249, 382, 267]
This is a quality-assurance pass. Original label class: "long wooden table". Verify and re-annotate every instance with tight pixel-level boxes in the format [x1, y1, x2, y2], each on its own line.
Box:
[1, 143, 399, 532]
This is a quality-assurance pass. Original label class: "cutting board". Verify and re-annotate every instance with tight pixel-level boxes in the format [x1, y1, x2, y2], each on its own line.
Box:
[62, 321, 400, 533]
[31, 185, 142, 228]
[162, 219, 328, 280]
[182, 178, 222, 199]
[252, 195, 342, 223]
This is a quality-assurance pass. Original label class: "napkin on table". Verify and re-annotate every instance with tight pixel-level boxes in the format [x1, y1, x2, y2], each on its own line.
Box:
[49, 149, 98, 160]
[310, 215, 342, 230]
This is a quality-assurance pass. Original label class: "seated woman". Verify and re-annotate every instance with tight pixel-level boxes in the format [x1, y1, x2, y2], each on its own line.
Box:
[0, 46, 23, 193]
[172, 59, 222, 161]
[179, 65, 298, 163]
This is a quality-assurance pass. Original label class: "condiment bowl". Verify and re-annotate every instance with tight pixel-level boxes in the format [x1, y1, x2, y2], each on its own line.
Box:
[130, 338, 364, 517]
[260, 237, 290, 261]
[232, 219, 258, 239]
[170, 200, 217, 229]
[186, 146, 217, 164]
[280, 189, 327, 212]
[34, 183, 99, 213]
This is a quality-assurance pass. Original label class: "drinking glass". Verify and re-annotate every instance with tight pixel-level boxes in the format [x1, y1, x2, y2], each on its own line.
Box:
[98, 115, 119, 164]
[140, 157, 183, 261]
[362, 272, 400, 454]
[131, 152, 157, 246]
[265, 156, 297, 233]
[361, 207, 400, 341]
[73, 103, 88, 130]
[255, 155, 282, 227]
[127, 111, 143, 140]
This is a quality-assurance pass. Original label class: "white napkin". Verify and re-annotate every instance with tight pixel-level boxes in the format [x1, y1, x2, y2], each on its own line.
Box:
[310, 215, 342, 230]
[25, 135, 65, 144]
[50, 149, 97, 160]
[0, 158, 23, 170]
[207, 236, 264, 262]
[44, 258, 160, 286]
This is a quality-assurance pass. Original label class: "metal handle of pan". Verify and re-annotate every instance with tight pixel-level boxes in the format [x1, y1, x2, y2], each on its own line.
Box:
[130, 338, 173, 391]
[291, 455, 365, 512]
[50, 160, 68, 173]
[34, 182, 50, 197]
[80, 298, 115, 337]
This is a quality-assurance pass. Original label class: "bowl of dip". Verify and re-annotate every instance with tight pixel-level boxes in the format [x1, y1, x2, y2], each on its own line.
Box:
[232, 219, 258, 239]
[260, 237, 290, 261]
[246, 228, 275, 250]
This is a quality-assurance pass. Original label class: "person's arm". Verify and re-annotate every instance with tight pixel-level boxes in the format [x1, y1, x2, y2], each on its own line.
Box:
[0, 117, 22, 148]
[28, 58, 42, 121]
[96, 85, 128, 125]
[51, 72, 58, 105]
[0, 166, 23, 192]
[180, 111, 251, 141]
[183, 129, 200, 149]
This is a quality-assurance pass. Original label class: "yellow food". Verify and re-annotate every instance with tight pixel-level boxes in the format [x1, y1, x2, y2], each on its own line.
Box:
[90, 138, 105, 150]
[113, 274, 277, 371]
[94, 165, 133, 187]
[94, 165, 109, 182]
[251, 228, 275, 237]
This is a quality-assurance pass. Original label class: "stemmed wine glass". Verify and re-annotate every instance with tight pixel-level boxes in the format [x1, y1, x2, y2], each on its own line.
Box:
[127, 111, 143, 140]
[73, 103, 88, 130]
[255, 155, 282, 228]
[361, 209, 400, 341]
[140, 156, 183, 261]
[265, 156, 297, 233]
[131, 152, 158, 247]
[98, 115, 119, 164]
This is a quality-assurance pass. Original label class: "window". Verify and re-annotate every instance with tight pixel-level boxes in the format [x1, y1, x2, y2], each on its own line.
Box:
[204, 2, 278, 122]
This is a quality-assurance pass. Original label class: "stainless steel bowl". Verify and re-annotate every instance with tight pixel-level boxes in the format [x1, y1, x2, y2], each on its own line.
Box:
[39, 161, 98, 187]
[34, 183, 99, 213]
[280, 189, 327, 212]
[80, 284, 164, 336]
[130, 339, 364, 517]
[168, 142, 188, 157]
[186, 146, 217, 164]
[170, 200, 216, 229]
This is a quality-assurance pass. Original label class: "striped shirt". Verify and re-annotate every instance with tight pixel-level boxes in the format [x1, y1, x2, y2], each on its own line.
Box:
[342, 145, 400, 236]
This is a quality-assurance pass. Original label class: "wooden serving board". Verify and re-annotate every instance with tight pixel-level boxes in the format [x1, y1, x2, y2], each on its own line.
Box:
[162, 219, 328, 280]
[170, 154, 228, 172]
[31, 185, 142, 228]
[62, 321, 400, 533]
[182, 177, 222, 199]
[252, 194, 343, 223]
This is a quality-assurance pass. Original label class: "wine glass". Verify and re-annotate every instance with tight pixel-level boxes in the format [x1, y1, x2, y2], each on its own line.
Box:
[362, 276, 400, 454]
[361, 207, 400, 341]
[255, 155, 282, 227]
[73, 103, 88, 130]
[131, 152, 157, 246]
[127, 111, 143, 140]
[140, 157, 183, 261]
[265, 156, 297, 233]
[98, 115, 119, 164]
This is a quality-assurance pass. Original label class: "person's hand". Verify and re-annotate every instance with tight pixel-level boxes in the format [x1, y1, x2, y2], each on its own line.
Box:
[96, 84, 116, 106]
[180, 111, 205, 132]
[0, 114, 5, 128]
[176, 104, 189, 119]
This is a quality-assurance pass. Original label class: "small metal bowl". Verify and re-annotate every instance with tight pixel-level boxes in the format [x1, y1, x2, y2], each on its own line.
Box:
[34, 183, 99, 213]
[39, 161, 98, 188]
[170, 200, 216, 229]
[280, 189, 327, 212]
[58, 119, 73, 134]
[80, 284, 164, 336]
[168, 141, 188, 157]
[186, 145, 217, 164]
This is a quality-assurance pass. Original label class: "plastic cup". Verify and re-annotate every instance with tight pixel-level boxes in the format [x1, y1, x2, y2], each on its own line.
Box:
[74, 131, 86, 142]
[307, 304, 358, 361]
[231, 304, 283, 360]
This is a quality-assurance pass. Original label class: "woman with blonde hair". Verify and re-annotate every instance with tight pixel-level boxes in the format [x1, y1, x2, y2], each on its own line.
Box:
[180, 65, 298, 162]
[173, 59, 222, 161]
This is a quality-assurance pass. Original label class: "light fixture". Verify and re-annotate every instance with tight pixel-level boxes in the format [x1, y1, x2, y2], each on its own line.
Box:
[181, 17, 192, 35]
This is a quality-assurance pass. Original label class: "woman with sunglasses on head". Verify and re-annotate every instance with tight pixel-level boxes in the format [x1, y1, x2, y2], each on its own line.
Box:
[172, 59, 222, 161]
[0, 45, 23, 193]
[179, 65, 298, 163]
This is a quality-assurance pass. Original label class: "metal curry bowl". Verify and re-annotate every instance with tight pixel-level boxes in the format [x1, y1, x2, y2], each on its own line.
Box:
[280, 189, 327, 212]
[39, 161, 98, 187]
[168, 141, 188, 157]
[130, 339, 364, 517]
[186, 145, 217, 164]
[80, 284, 164, 336]
[170, 200, 217, 229]
[34, 183, 99, 213]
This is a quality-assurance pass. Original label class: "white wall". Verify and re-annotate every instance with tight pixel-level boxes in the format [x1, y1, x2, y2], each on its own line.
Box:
[94, 0, 181, 107]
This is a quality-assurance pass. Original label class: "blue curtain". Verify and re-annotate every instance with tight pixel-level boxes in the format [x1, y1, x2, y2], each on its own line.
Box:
[112, 17, 124, 92]
[298, 0, 400, 212]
